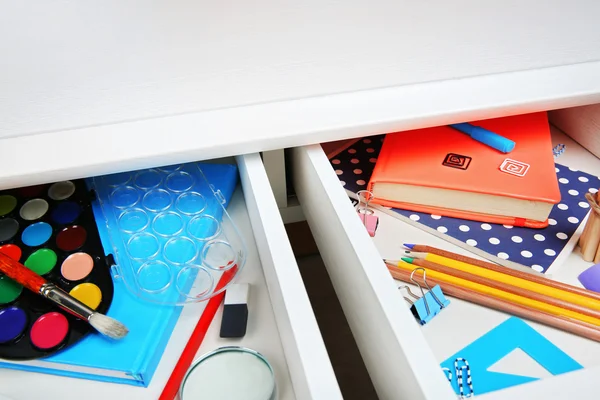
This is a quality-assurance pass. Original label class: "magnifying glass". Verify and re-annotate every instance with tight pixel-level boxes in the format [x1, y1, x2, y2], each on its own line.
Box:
[180, 346, 276, 400]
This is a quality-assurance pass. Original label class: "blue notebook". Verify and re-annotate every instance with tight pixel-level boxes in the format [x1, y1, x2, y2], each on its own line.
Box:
[332, 136, 595, 274]
[0, 162, 239, 386]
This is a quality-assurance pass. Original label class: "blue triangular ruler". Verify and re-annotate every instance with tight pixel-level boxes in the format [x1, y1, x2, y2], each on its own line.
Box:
[440, 317, 582, 395]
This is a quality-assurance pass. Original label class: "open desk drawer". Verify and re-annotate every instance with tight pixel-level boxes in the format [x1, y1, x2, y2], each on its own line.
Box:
[233, 153, 342, 400]
[291, 137, 600, 400]
[0, 153, 342, 400]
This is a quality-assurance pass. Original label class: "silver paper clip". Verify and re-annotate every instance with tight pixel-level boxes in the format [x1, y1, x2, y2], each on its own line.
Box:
[355, 190, 379, 237]
[398, 268, 450, 325]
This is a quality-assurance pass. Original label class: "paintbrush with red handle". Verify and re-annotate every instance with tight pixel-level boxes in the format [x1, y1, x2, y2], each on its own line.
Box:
[0, 252, 128, 340]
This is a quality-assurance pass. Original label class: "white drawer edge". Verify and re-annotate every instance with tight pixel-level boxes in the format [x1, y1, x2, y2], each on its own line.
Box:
[236, 153, 343, 400]
[3, 61, 600, 191]
[291, 145, 455, 400]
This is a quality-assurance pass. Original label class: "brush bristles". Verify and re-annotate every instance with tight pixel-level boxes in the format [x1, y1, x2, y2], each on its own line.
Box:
[89, 313, 129, 340]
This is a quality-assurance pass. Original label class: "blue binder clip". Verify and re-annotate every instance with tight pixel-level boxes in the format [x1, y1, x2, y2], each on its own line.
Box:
[399, 267, 450, 325]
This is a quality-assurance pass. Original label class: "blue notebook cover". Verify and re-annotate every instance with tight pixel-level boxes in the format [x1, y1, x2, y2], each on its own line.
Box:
[0, 162, 239, 386]
[331, 136, 596, 274]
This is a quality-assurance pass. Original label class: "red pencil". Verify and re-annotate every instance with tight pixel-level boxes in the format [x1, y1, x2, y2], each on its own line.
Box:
[159, 265, 238, 400]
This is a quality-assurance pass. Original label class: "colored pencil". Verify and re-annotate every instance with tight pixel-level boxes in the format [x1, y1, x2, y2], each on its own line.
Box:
[404, 247, 600, 307]
[404, 243, 539, 275]
[387, 260, 600, 326]
[403, 244, 600, 301]
[400, 256, 600, 320]
[386, 264, 600, 343]
[159, 265, 238, 400]
[579, 192, 600, 262]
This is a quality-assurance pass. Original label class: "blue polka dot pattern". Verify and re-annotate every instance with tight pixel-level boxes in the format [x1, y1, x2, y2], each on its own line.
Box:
[330, 135, 595, 273]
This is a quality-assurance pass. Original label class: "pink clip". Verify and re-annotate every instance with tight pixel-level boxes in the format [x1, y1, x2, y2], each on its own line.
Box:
[356, 190, 379, 237]
[358, 211, 379, 237]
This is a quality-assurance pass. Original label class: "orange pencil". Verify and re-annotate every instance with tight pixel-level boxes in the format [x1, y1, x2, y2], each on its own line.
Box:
[386, 264, 600, 343]
[404, 243, 600, 302]
[400, 256, 600, 320]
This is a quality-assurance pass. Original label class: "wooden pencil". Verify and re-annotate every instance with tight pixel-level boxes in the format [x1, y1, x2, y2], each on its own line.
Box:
[581, 192, 600, 262]
[579, 203, 593, 252]
[402, 257, 600, 320]
[404, 251, 600, 312]
[405, 244, 600, 302]
[388, 260, 600, 326]
[386, 264, 600, 343]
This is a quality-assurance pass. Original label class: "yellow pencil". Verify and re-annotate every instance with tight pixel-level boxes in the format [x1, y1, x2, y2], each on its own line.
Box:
[406, 251, 600, 312]
[389, 260, 600, 327]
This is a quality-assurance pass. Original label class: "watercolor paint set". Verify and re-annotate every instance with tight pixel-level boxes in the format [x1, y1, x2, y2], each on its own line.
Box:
[0, 161, 245, 385]
[0, 180, 114, 360]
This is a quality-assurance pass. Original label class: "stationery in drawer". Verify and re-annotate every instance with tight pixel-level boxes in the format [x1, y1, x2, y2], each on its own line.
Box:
[0, 162, 242, 386]
[329, 127, 597, 274]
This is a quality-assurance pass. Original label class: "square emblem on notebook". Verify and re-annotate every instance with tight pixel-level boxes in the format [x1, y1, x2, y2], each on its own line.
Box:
[500, 158, 530, 177]
[442, 153, 472, 170]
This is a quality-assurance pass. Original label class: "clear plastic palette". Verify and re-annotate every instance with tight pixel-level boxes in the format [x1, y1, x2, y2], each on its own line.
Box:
[90, 162, 246, 306]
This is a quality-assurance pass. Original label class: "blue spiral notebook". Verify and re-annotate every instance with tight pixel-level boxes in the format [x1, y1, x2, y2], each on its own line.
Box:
[0, 162, 239, 386]
[331, 135, 596, 274]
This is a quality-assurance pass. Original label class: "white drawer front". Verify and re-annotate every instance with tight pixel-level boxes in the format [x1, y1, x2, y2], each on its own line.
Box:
[236, 153, 342, 400]
[237, 154, 342, 400]
[291, 145, 453, 400]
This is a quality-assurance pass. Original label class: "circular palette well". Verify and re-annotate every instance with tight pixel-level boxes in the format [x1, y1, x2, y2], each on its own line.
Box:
[0, 307, 27, 344]
[90, 162, 245, 306]
[0, 179, 114, 361]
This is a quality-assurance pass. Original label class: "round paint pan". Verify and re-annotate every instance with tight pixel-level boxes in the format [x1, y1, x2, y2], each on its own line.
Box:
[180, 346, 276, 400]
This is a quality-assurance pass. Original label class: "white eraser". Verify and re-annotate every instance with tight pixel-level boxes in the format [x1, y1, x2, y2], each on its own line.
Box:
[224, 283, 250, 305]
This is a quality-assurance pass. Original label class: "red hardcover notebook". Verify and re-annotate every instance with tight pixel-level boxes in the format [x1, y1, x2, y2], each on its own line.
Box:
[366, 112, 561, 228]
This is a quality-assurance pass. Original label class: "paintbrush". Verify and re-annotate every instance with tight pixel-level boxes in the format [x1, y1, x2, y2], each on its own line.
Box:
[0, 252, 128, 340]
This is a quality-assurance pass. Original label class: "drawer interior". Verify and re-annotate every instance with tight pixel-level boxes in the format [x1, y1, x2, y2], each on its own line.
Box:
[294, 107, 600, 399]
[0, 154, 341, 400]
[291, 145, 454, 400]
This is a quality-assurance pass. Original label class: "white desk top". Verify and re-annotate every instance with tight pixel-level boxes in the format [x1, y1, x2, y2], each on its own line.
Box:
[1, 1, 600, 189]
[373, 127, 600, 398]
[0, 189, 296, 400]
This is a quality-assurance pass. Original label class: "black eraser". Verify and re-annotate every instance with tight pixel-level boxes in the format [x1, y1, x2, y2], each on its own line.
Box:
[220, 284, 249, 338]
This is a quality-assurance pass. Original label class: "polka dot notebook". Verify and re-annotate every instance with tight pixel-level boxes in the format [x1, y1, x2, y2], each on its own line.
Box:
[330, 135, 597, 274]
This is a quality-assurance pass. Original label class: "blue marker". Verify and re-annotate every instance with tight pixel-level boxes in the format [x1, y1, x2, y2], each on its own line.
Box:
[449, 122, 515, 153]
